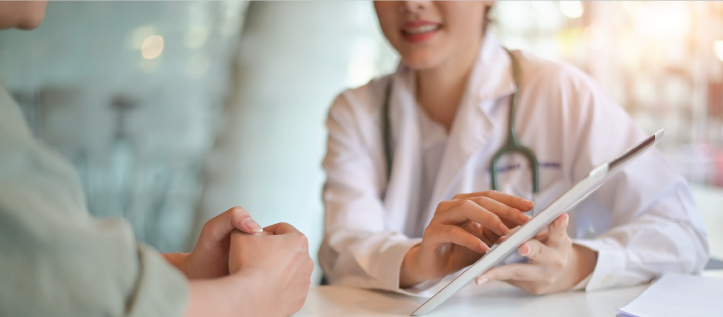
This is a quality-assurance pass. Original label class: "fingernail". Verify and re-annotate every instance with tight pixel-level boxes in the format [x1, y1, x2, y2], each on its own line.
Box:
[523, 199, 534, 208]
[479, 243, 487, 253]
[242, 217, 263, 233]
[518, 213, 531, 224]
[477, 276, 489, 285]
[559, 214, 568, 227]
[497, 223, 509, 235]
[520, 244, 529, 256]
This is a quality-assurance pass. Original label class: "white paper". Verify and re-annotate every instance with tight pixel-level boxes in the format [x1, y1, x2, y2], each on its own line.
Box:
[618, 272, 723, 317]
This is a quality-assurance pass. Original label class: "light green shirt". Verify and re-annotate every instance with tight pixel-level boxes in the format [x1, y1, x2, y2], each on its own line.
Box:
[0, 88, 189, 316]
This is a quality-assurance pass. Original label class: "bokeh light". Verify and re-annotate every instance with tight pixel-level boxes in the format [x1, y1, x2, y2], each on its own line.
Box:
[141, 35, 164, 59]
[715, 40, 723, 63]
[623, 1, 644, 16]
[559, 1, 583, 19]
[584, 25, 608, 50]
[184, 26, 209, 49]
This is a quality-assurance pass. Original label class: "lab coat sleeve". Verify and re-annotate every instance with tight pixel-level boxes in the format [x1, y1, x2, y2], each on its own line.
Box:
[553, 69, 709, 291]
[319, 85, 423, 293]
[0, 89, 189, 317]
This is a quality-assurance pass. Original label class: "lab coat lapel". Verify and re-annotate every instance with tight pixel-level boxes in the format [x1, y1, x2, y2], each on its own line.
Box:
[383, 67, 423, 233]
[425, 34, 516, 224]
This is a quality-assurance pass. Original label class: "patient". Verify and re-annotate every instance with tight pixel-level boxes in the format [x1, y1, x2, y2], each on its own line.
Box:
[0, 3, 311, 317]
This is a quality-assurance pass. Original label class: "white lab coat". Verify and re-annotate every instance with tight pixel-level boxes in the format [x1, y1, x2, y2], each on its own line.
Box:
[319, 34, 708, 295]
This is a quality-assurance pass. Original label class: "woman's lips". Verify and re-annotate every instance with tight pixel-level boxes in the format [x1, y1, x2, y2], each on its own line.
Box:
[400, 20, 441, 44]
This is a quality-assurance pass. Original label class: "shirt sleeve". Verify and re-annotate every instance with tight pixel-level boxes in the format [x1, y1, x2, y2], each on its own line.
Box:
[0, 89, 189, 317]
[318, 85, 424, 294]
[557, 70, 709, 292]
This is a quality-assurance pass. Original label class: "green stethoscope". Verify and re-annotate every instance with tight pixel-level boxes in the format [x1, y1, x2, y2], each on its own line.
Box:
[382, 48, 540, 211]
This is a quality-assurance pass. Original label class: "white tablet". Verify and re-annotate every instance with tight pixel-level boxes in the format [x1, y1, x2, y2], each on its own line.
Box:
[411, 129, 664, 316]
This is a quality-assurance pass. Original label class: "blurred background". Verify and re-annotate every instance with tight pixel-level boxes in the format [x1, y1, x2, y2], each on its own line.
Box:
[1, 1, 721, 283]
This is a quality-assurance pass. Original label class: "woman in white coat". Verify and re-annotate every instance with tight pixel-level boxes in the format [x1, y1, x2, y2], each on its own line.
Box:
[319, 1, 708, 295]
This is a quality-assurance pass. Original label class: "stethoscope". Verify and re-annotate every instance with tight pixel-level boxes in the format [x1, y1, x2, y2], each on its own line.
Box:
[382, 48, 540, 214]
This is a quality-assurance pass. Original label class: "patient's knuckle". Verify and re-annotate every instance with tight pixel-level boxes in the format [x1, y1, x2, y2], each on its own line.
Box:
[200, 220, 212, 233]
[304, 258, 314, 272]
[296, 233, 308, 246]
[230, 206, 248, 216]
[299, 235, 309, 249]
[201, 221, 219, 237]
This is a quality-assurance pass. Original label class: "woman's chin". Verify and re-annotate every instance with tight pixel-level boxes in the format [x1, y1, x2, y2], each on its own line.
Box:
[400, 52, 445, 71]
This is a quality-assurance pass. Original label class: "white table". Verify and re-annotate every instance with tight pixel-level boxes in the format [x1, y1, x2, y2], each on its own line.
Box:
[294, 281, 649, 317]
[297, 270, 723, 317]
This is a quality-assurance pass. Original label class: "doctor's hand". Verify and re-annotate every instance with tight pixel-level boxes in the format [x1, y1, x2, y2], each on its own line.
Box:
[163, 206, 264, 279]
[475, 213, 598, 295]
[227, 223, 314, 317]
[399, 191, 534, 288]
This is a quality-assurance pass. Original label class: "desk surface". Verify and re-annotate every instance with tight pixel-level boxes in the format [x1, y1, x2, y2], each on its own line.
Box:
[294, 281, 649, 317]
[299, 271, 723, 316]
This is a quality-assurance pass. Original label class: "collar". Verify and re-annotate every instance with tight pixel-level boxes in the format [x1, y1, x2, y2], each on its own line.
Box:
[465, 32, 517, 114]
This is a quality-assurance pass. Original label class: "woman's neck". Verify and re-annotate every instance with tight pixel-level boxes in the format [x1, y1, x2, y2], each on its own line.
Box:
[415, 39, 482, 132]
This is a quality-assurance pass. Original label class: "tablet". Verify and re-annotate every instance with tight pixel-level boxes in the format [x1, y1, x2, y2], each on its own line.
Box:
[411, 129, 664, 316]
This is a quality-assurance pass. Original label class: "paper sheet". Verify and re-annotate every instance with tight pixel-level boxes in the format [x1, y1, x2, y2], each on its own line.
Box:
[618, 272, 723, 317]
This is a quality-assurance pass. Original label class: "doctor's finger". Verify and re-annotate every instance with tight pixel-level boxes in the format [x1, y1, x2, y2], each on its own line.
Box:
[428, 224, 489, 253]
[481, 227, 501, 246]
[546, 213, 570, 247]
[440, 201, 509, 235]
[460, 221, 498, 246]
[454, 191, 534, 212]
[536, 226, 554, 242]
[518, 239, 551, 263]
[476, 263, 544, 284]
[467, 196, 531, 226]
[496, 226, 522, 244]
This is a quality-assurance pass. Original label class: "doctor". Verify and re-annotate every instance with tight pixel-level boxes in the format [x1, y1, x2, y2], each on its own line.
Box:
[319, 1, 708, 295]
